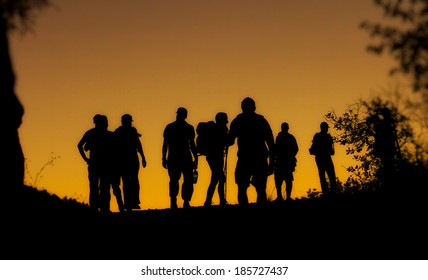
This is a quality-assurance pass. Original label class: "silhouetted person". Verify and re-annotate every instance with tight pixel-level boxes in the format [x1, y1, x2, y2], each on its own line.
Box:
[203, 112, 229, 207]
[309, 121, 337, 197]
[102, 117, 125, 212]
[114, 114, 147, 211]
[78, 114, 114, 212]
[274, 122, 298, 202]
[228, 97, 275, 206]
[162, 107, 198, 209]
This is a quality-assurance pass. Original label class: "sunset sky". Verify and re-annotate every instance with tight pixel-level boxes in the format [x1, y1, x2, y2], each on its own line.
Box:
[10, 0, 403, 212]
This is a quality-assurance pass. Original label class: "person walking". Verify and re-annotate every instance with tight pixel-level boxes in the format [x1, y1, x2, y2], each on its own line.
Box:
[114, 114, 147, 211]
[309, 121, 337, 197]
[274, 122, 298, 202]
[203, 112, 229, 207]
[228, 97, 275, 206]
[77, 114, 114, 212]
[162, 107, 198, 209]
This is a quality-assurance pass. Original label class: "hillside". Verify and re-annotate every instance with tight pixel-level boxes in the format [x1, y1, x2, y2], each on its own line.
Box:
[2, 185, 427, 260]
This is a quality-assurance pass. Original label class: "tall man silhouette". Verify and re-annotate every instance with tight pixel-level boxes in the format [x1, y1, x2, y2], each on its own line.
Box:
[309, 121, 337, 197]
[228, 97, 275, 206]
[162, 107, 198, 209]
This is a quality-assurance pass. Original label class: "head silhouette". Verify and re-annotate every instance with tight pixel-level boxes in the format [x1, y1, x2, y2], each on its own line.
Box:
[320, 121, 329, 133]
[176, 107, 188, 121]
[281, 122, 289, 133]
[94, 114, 108, 130]
[215, 112, 228, 125]
[121, 114, 133, 126]
[241, 97, 256, 113]
[93, 114, 103, 125]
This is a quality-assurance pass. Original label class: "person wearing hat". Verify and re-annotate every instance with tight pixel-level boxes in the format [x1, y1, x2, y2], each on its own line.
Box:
[309, 121, 337, 197]
[114, 114, 147, 211]
[162, 107, 198, 209]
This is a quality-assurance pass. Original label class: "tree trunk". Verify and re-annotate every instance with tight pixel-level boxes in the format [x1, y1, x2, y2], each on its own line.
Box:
[0, 16, 25, 190]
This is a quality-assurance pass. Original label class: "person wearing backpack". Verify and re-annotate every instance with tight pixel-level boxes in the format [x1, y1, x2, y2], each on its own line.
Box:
[202, 112, 229, 207]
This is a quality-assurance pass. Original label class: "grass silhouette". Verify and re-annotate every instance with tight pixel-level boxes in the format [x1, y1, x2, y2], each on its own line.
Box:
[2, 184, 427, 260]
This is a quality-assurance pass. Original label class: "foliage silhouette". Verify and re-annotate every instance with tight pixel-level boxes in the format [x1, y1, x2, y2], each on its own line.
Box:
[361, 0, 428, 102]
[325, 95, 428, 198]
[24, 153, 60, 188]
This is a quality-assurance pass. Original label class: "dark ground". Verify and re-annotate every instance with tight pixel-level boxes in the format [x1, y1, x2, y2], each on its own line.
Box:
[2, 185, 428, 260]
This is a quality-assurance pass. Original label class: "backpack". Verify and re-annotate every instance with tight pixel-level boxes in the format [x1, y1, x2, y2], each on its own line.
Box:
[196, 121, 216, 156]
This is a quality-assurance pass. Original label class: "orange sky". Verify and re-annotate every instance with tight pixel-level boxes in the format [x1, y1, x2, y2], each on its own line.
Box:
[10, 0, 401, 211]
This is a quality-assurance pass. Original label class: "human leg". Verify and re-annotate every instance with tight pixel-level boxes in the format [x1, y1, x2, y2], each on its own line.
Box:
[285, 176, 293, 200]
[181, 164, 194, 207]
[205, 156, 223, 206]
[121, 173, 133, 210]
[168, 166, 180, 209]
[235, 159, 251, 206]
[274, 171, 284, 201]
[252, 160, 268, 205]
[325, 157, 337, 195]
[111, 174, 124, 212]
[98, 173, 111, 213]
[252, 174, 268, 205]
[130, 160, 141, 208]
[315, 157, 329, 196]
[218, 171, 227, 205]
[130, 169, 141, 209]
[88, 165, 100, 210]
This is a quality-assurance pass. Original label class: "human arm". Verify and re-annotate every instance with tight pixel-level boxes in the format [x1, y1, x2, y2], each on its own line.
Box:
[162, 138, 168, 169]
[77, 134, 90, 164]
[189, 127, 198, 170]
[266, 129, 275, 175]
[330, 135, 335, 156]
[293, 135, 299, 157]
[138, 147, 147, 168]
[226, 119, 237, 148]
[309, 134, 318, 155]
[135, 133, 147, 168]
[261, 117, 275, 175]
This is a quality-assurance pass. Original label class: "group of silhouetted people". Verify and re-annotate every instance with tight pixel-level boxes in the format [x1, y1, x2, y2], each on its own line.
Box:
[78, 113, 147, 213]
[78, 97, 338, 212]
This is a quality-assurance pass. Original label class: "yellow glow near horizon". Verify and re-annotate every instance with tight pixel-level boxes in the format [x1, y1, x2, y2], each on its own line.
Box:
[12, 0, 400, 212]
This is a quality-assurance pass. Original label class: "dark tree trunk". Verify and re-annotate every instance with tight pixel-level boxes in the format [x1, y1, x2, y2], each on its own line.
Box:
[0, 16, 25, 190]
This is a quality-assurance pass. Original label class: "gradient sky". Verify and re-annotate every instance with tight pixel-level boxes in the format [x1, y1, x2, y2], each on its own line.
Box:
[10, 0, 400, 211]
